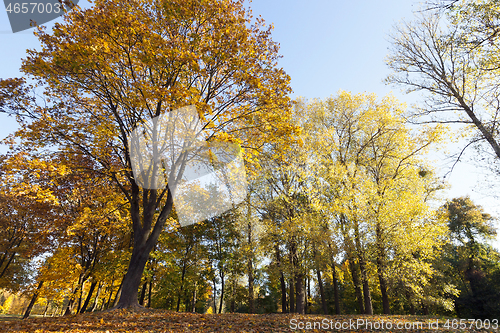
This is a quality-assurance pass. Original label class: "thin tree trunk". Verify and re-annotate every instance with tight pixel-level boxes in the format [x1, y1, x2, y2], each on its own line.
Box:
[0, 251, 17, 279]
[139, 281, 147, 306]
[64, 277, 83, 316]
[326, 241, 341, 315]
[51, 304, 58, 317]
[275, 245, 287, 313]
[331, 262, 341, 315]
[147, 281, 152, 308]
[376, 225, 390, 314]
[112, 280, 123, 308]
[176, 249, 189, 312]
[184, 289, 191, 312]
[248, 257, 254, 313]
[0, 237, 23, 279]
[230, 279, 235, 313]
[77, 279, 86, 314]
[218, 271, 225, 314]
[64, 296, 75, 316]
[340, 215, 364, 314]
[289, 239, 297, 313]
[354, 219, 373, 315]
[79, 280, 97, 313]
[304, 275, 311, 313]
[191, 280, 198, 312]
[23, 281, 43, 319]
[295, 273, 305, 314]
[316, 269, 328, 315]
[91, 282, 103, 312]
[376, 257, 390, 315]
[280, 272, 287, 313]
[247, 202, 254, 314]
[43, 302, 50, 317]
[105, 280, 115, 310]
[212, 278, 217, 314]
[358, 257, 373, 315]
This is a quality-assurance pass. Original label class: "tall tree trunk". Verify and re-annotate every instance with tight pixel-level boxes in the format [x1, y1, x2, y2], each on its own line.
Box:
[295, 273, 305, 314]
[23, 281, 43, 319]
[116, 242, 152, 308]
[212, 277, 217, 314]
[184, 290, 191, 312]
[79, 280, 97, 314]
[177, 253, 188, 312]
[275, 245, 287, 313]
[230, 279, 235, 313]
[347, 258, 364, 313]
[376, 225, 390, 314]
[105, 280, 115, 310]
[376, 257, 390, 315]
[353, 219, 373, 315]
[248, 257, 254, 314]
[331, 261, 341, 315]
[147, 281, 152, 308]
[192, 280, 197, 312]
[358, 257, 373, 315]
[139, 281, 147, 306]
[64, 295, 75, 316]
[77, 279, 86, 314]
[247, 203, 254, 314]
[326, 241, 341, 315]
[90, 282, 103, 312]
[289, 277, 295, 313]
[289, 239, 298, 313]
[64, 277, 83, 316]
[43, 301, 50, 317]
[0, 237, 23, 279]
[112, 278, 124, 308]
[305, 275, 310, 314]
[280, 272, 288, 313]
[340, 215, 364, 314]
[218, 271, 225, 314]
[116, 187, 173, 309]
[316, 269, 328, 315]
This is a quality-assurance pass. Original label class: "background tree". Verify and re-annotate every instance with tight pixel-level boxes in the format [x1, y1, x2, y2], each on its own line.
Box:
[442, 197, 500, 318]
[386, 2, 500, 169]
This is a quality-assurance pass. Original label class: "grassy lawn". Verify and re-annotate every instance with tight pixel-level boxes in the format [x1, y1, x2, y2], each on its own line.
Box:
[0, 310, 496, 332]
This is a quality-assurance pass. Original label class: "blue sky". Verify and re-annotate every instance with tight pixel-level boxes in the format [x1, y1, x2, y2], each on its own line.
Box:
[1, 0, 499, 248]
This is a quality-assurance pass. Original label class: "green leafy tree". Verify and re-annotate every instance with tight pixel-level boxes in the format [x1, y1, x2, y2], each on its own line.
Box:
[442, 197, 500, 318]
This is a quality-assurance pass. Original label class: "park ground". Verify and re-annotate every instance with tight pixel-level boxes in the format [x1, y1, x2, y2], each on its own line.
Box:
[0, 310, 496, 332]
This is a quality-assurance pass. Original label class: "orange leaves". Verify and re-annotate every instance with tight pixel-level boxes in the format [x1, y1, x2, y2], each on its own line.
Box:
[0, 311, 487, 332]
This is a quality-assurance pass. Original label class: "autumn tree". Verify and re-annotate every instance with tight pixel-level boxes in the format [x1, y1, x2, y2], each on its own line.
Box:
[299, 92, 447, 315]
[441, 197, 500, 318]
[386, 1, 500, 168]
[257, 139, 320, 315]
[0, 0, 293, 308]
[0, 153, 63, 292]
